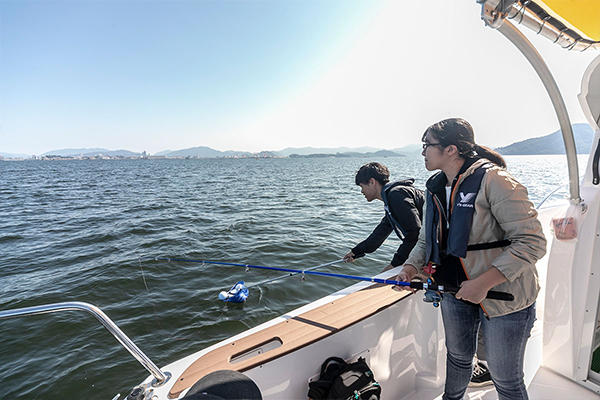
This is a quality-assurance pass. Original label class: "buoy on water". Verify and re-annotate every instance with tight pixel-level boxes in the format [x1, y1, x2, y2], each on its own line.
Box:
[218, 281, 249, 303]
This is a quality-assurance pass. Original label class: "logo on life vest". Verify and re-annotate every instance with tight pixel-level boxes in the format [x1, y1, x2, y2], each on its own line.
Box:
[457, 192, 476, 208]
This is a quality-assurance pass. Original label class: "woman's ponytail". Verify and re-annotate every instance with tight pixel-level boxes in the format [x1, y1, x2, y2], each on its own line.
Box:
[474, 144, 506, 168]
[424, 118, 507, 169]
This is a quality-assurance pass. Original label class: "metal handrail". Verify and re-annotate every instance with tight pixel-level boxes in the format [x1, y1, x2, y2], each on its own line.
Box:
[0, 301, 170, 386]
[536, 183, 568, 209]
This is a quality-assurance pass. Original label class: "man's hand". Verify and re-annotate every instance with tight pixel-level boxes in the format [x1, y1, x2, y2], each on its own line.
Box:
[343, 251, 356, 263]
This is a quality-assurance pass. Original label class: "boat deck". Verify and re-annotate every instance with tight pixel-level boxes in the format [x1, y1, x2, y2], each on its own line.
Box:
[460, 367, 600, 400]
[169, 283, 410, 398]
[395, 367, 600, 400]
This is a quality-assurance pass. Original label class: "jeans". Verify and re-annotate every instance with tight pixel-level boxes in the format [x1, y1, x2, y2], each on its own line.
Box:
[440, 294, 536, 400]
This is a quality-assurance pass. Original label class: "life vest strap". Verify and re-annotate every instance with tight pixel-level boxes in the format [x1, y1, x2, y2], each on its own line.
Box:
[466, 239, 511, 251]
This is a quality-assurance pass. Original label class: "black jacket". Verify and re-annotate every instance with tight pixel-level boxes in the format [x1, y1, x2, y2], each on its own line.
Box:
[352, 179, 424, 266]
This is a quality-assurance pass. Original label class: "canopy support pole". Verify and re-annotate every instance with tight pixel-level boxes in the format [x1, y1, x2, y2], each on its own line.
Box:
[493, 19, 581, 205]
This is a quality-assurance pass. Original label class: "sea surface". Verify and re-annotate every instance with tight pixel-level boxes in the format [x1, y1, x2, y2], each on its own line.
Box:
[0, 154, 589, 399]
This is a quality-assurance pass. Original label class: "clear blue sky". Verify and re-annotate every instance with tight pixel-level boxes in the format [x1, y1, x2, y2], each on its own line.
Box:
[1, 0, 376, 154]
[1, 0, 597, 155]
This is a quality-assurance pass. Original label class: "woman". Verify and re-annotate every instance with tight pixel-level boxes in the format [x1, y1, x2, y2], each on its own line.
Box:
[399, 118, 546, 400]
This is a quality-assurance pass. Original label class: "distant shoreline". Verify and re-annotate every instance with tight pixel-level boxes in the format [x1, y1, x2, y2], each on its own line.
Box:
[0, 154, 406, 161]
[0, 150, 409, 161]
[1, 153, 590, 162]
[5, 123, 591, 161]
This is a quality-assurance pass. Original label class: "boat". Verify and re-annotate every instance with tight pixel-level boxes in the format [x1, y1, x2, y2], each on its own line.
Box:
[2, 1, 600, 399]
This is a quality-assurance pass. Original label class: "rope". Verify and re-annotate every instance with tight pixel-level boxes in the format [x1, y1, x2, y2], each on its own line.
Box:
[138, 256, 150, 291]
[245, 259, 344, 288]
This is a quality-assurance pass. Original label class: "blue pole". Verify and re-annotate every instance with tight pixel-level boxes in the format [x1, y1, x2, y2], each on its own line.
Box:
[156, 257, 514, 301]
[156, 257, 411, 287]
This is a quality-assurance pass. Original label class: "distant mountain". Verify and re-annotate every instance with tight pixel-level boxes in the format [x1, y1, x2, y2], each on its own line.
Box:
[157, 145, 398, 158]
[290, 149, 405, 158]
[275, 146, 382, 157]
[155, 146, 254, 158]
[371, 149, 405, 157]
[221, 150, 254, 157]
[159, 146, 267, 158]
[42, 148, 141, 157]
[86, 149, 140, 157]
[392, 144, 422, 155]
[496, 123, 594, 155]
[42, 148, 107, 156]
[162, 146, 223, 158]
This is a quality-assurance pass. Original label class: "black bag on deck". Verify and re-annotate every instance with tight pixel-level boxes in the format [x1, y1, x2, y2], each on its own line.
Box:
[307, 356, 381, 400]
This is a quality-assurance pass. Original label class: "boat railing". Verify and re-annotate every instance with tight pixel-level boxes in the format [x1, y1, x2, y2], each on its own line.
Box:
[0, 301, 170, 387]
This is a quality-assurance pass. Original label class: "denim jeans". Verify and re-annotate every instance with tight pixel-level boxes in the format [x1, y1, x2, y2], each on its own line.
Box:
[440, 294, 536, 400]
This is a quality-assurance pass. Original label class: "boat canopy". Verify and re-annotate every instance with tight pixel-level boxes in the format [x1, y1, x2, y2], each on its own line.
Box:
[482, 0, 600, 51]
[537, 0, 600, 41]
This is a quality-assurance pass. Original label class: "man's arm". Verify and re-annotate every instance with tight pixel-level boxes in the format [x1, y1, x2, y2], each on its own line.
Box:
[391, 230, 419, 266]
[349, 216, 393, 260]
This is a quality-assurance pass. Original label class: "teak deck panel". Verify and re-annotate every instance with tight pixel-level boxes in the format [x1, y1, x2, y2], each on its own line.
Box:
[169, 284, 410, 398]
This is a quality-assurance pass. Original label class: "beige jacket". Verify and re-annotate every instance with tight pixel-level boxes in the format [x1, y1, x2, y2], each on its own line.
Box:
[404, 158, 547, 317]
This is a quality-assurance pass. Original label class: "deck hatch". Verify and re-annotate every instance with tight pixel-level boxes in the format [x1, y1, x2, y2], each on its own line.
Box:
[230, 337, 283, 364]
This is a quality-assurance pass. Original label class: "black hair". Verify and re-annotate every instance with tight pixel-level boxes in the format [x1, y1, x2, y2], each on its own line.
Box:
[422, 118, 506, 168]
[355, 162, 390, 186]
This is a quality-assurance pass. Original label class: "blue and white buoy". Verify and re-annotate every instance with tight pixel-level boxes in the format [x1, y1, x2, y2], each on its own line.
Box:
[218, 281, 249, 303]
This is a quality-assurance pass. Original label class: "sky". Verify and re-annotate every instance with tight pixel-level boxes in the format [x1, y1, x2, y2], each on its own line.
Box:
[1, 0, 598, 155]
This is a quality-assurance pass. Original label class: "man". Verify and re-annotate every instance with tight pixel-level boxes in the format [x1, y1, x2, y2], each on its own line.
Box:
[344, 162, 424, 271]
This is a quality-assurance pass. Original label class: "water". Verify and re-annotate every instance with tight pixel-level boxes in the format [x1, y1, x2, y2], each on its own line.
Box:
[0, 154, 588, 399]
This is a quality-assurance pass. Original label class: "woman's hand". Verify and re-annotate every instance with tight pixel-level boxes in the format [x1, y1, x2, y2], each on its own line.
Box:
[455, 279, 489, 304]
[392, 264, 418, 292]
[455, 267, 508, 303]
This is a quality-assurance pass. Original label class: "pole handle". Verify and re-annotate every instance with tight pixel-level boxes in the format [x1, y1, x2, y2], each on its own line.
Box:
[485, 290, 514, 301]
[408, 282, 514, 301]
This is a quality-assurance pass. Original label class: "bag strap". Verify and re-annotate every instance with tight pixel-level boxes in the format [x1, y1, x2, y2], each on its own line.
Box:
[320, 356, 347, 378]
